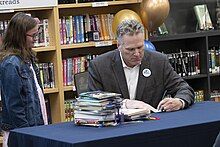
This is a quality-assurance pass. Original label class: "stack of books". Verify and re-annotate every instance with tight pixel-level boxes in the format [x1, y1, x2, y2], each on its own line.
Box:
[74, 91, 122, 127]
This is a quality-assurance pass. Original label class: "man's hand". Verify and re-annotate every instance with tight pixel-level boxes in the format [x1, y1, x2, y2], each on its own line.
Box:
[157, 98, 184, 112]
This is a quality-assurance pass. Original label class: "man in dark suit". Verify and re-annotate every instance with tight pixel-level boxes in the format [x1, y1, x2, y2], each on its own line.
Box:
[88, 19, 194, 111]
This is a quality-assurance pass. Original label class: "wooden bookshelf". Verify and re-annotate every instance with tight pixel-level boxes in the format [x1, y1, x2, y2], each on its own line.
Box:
[44, 88, 59, 94]
[0, 1, 142, 146]
[63, 85, 76, 91]
[33, 46, 56, 52]
[56, 1, 142, 123]
[0, 6, 64, 123]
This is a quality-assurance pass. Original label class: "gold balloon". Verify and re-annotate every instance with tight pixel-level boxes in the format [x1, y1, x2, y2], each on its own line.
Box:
[112, 9, 142, 36]
[140, 0, 170, 32]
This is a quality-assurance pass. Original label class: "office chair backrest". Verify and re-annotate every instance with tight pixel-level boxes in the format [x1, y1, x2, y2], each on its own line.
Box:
[74, 71, 88, 96]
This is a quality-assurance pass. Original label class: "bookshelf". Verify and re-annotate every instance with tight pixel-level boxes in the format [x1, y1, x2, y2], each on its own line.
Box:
[0, 6, 65, 123]
[57, 0, 142, 122]
[149, 30, 220, 100]
[149, 0, 220, 102]
[0, 0, 143, 124]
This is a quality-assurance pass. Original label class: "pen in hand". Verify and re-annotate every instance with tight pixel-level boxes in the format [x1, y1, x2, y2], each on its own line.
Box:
[157, 90, 167, 112]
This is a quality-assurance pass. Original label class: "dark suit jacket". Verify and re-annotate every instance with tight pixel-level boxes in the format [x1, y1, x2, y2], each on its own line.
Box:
[88, 49, 195, 108]
[213, 132, 220, 147]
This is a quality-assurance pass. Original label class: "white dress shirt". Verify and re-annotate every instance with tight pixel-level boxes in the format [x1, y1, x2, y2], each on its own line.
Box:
[120, 52, 140, 100]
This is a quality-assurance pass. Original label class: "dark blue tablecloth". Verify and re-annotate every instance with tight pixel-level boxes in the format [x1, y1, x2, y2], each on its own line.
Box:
[8, 101, 220, 147]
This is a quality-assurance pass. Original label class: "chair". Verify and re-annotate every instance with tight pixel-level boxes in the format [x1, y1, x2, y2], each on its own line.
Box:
[74, 71, 89, 97]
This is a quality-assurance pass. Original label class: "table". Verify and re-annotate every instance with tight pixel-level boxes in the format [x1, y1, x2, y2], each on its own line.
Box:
[8, 101, 220, 147]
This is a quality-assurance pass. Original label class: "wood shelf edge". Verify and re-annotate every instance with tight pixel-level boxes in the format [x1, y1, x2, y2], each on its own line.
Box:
[58, 1, 140, 9]
[61, 40, 117, 49]
[0, 136, 3, 144]
[44, 88, 59, 94]
[63, 86, 76, 91]
[33, 46, 56, 52]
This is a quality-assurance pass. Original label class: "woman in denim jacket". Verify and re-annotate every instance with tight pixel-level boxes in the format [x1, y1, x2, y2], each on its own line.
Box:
[0, 12, 48, 147]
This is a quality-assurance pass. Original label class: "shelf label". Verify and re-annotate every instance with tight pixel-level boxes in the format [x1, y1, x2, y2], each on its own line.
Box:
[95, 41, 113, 47]
[92, 2, 108, 7]
[0, 0, 57, 10]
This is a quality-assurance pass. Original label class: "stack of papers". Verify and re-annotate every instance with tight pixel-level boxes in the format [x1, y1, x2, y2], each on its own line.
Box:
[74, 91, 122, 127]
[120, 105, 160, 120]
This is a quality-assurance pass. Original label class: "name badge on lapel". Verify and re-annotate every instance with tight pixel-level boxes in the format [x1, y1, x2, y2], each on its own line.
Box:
[142, 68, 151, 77]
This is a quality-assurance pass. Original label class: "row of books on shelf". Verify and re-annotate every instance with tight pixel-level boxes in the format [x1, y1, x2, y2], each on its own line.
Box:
[45, 96, 52, 124]
[62, 54, 97, 86]
[35, 19, 49, 47]
[58, 0, 75, 4]
[210, 90, 220, 102]
[167, 51, 200, 77]
[0, 20, 8, 45]
[209, 47, 220, 73]
[65, 99, 75, 122]
[195, 90, 204, 102]
[61, 48, 220, 88]
[0, 19, 49, 48]
[36, 62, 55, 89]
[59, 14, 115, 45]
[164, 91, 204, 103]
[195, 90, 220, 102]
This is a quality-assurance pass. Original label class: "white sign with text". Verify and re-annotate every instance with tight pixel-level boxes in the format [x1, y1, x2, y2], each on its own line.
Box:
[0, 0, 57, 10]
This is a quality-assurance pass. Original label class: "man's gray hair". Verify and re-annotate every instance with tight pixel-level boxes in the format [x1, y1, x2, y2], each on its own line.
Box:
[116, 19, 145, 44]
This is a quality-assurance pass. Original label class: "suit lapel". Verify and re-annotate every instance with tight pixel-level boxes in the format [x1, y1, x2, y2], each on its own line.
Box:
[136, 52, 151, 101]
[112, 50, 130, 99]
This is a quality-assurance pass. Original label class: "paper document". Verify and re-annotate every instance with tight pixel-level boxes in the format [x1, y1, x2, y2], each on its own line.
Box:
[120, 105, 160, 117]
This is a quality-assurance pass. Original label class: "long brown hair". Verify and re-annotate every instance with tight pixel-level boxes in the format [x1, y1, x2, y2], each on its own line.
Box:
[0, 12, 37, 62]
